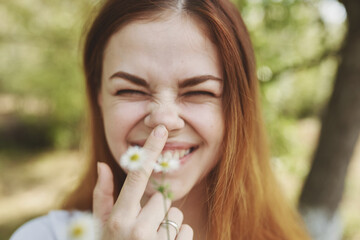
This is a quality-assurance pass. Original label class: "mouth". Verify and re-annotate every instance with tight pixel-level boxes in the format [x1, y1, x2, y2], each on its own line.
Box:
[129, 142, 199, 164]
[159, 146, 197, 160]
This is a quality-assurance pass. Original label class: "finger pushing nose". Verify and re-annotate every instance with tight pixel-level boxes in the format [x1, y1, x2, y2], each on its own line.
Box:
[144, 101, 185, 131]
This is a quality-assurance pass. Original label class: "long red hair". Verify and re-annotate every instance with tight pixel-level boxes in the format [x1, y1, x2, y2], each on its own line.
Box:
[63, 0, 310, 239]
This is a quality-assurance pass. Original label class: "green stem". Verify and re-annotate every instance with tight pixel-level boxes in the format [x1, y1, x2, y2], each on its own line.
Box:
[161, 173, 171, 240]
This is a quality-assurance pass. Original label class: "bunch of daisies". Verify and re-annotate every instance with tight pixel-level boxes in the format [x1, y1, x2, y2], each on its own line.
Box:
[68, 146, 180, 240]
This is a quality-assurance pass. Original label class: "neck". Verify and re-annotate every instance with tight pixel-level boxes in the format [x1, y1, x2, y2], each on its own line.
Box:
[173, 179, 208, 240]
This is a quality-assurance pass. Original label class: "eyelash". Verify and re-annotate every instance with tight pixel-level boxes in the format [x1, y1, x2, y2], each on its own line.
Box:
[116, 89, 147, 95]
[183, 91, 215, 97]
[115, 90, 215, 97]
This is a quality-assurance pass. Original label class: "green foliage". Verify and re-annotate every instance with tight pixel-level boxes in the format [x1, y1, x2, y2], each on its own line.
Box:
[0, 0, 95, 149]
[238, 0, 346, 159]
[0, 0, 347, 158]
[1, 0, 358, 239]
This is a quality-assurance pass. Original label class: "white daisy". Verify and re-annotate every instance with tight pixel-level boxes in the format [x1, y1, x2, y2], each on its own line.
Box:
[67, 212, 101, 240]
[120, 146, 145, 171]
[154, 151, 180, 173]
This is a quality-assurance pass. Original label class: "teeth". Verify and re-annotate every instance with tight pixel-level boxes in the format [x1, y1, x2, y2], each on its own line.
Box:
[179, 150, 185, 158]
[164, 151, 172, 159]
[160, 148, 192, 159]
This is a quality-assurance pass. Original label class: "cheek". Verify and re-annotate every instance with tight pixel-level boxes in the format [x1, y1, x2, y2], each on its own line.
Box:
[102, 101, 147, 159]
[181, 103, 224, 144]
[182, 104, 224, 176]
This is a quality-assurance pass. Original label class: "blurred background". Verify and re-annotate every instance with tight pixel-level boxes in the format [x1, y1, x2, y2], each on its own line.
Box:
[0, 0, 359, 239]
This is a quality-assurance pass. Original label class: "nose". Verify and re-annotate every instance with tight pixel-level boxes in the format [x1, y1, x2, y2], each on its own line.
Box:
[144, 101, 185, 131]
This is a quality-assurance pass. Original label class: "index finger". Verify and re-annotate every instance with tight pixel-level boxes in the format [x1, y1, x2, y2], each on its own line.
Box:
[116, 125, 168, 213]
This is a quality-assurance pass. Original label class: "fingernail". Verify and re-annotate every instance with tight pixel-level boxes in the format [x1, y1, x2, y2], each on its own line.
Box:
[154, 125, 167, 138]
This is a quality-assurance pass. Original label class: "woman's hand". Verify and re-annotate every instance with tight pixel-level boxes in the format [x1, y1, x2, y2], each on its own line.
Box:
[93, 125, 194, 240]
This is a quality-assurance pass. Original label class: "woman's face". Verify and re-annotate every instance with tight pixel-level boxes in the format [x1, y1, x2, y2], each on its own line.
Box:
[99, 14, 224, 200]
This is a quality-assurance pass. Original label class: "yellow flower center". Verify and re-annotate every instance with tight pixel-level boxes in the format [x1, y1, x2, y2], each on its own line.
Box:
[130, 154, 140, 162]
[160, 161, 169, 168]
[71, 225, 84, 237]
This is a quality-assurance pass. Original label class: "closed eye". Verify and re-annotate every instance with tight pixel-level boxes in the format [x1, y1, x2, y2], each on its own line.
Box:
[116, 89, 148, 96]
[183, 91, 215, 97]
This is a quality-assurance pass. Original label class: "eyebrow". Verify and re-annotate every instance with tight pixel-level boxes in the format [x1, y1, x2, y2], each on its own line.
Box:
[110, 71, 149, 87]
[179, 75, 223, 88]
[109, 71, 222, 88]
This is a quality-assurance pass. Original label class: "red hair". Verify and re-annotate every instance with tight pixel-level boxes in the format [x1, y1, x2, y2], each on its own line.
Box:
[63, 0, 310, 239]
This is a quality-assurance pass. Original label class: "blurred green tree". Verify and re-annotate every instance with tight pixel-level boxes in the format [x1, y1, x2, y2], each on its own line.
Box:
[0, 0, 345, 153]
[0, 0, 95, 149]
[1, 0, 358, 238]
[299, 0, 360, 239]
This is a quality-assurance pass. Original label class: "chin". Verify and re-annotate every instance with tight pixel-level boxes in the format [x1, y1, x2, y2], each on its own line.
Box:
[144, 179, 191, 201]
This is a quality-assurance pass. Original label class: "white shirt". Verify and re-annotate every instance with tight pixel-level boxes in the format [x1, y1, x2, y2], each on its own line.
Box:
[10, 210, 87, 240]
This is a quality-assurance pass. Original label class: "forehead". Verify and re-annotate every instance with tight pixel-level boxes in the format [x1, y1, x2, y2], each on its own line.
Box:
[102, 13, 222, 83]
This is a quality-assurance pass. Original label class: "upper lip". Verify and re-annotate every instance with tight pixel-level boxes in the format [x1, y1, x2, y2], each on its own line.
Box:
[130, 140, 198, 150]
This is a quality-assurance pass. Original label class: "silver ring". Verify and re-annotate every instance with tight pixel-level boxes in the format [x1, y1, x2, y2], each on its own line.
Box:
[161, 220, 179, 235]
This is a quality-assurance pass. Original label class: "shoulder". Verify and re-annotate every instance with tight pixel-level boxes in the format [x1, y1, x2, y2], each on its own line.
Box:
[10, 210, 88, 240]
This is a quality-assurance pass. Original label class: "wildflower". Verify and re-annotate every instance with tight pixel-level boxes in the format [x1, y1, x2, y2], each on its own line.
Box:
[67, 212, 100, 240]
[119, 145, 179, 240]
[120, 146, 145, 171]
[154, 151, 180, 173]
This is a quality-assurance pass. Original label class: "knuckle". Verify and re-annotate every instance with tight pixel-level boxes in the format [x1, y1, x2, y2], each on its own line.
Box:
[131, 226, 148, 240]
[106, 216, 125, 232]
[127, 170, 148, 186]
